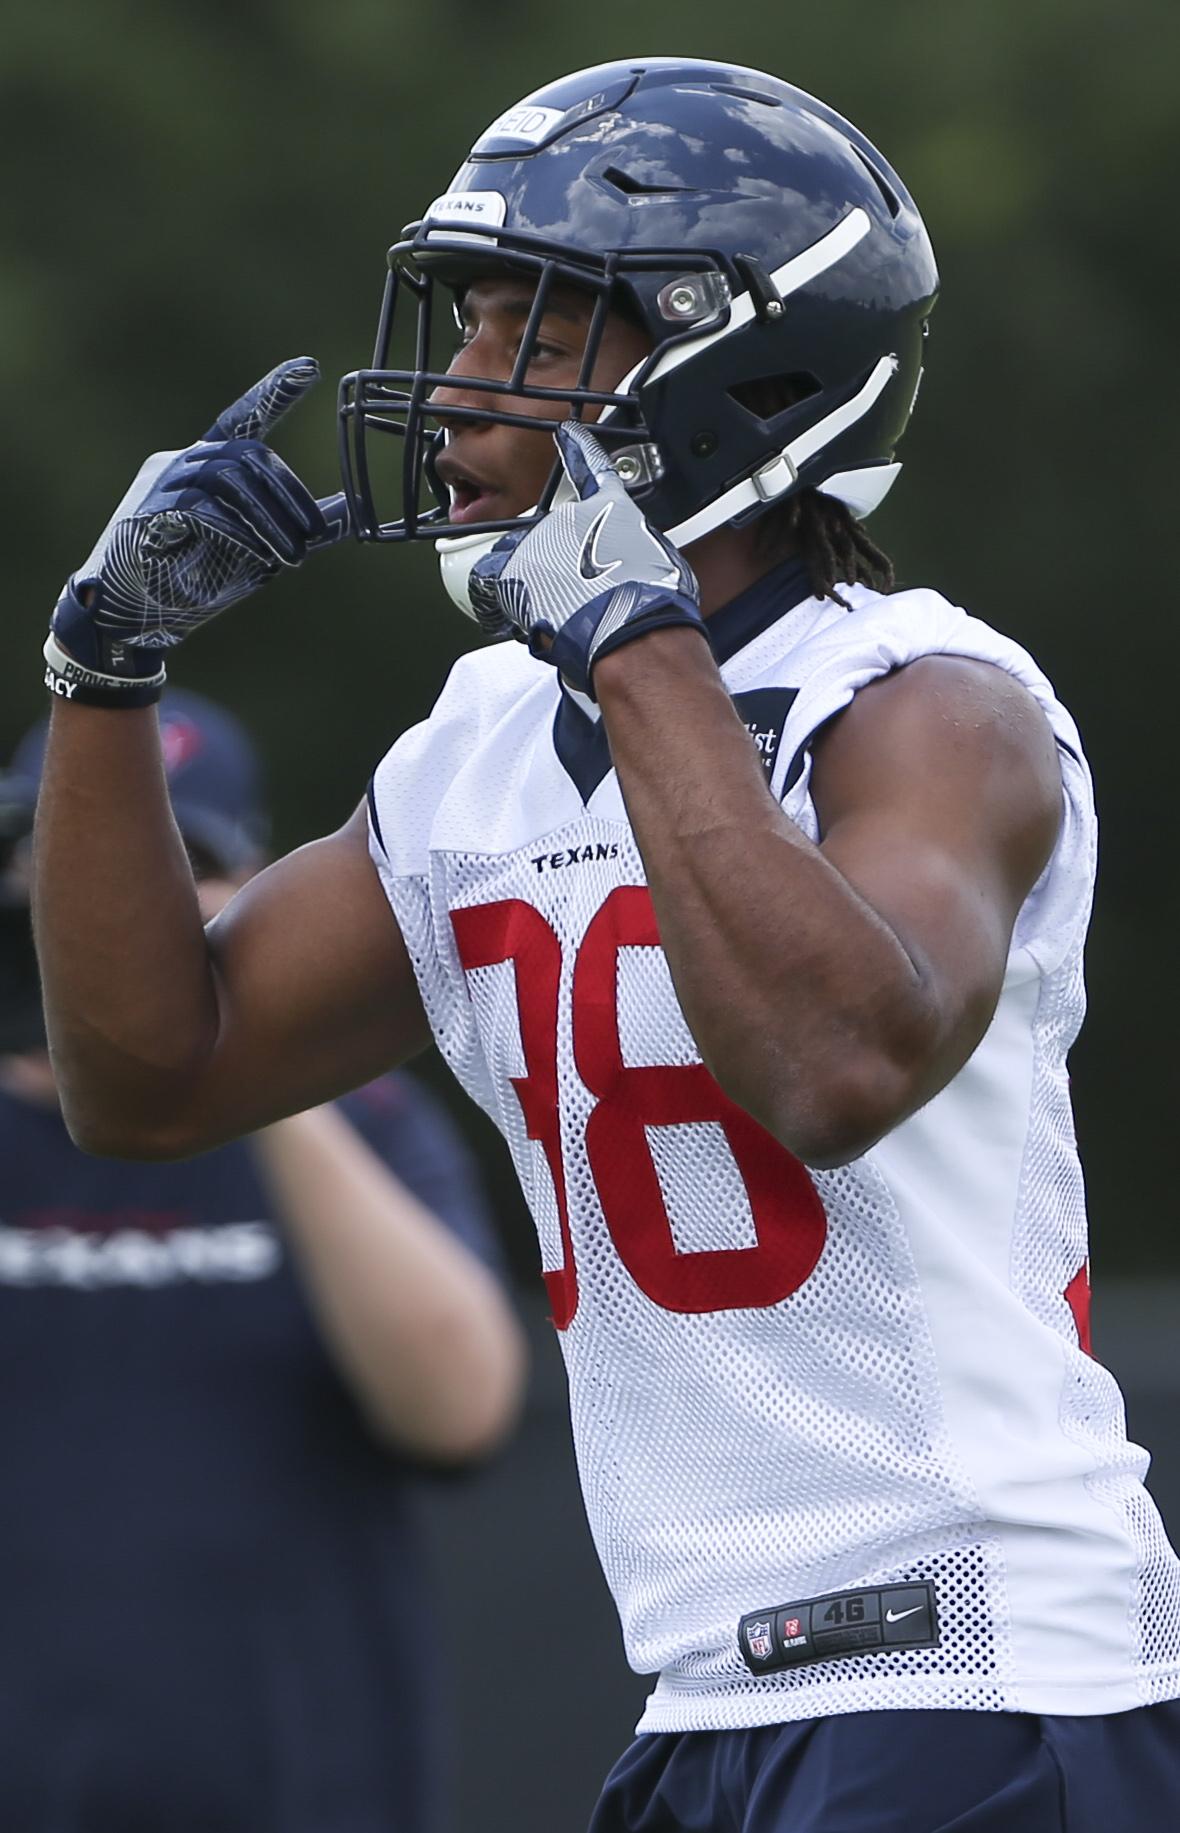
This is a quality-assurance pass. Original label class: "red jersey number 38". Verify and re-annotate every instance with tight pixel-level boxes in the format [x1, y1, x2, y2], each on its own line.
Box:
[452, 887, 827, 1328]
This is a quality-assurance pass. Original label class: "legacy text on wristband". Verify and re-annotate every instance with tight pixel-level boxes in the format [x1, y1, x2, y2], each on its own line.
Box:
[43, 632, 166, 709]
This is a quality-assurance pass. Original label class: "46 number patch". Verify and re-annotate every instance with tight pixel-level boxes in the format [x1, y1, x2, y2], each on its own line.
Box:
[739, 1581, 939, 1674]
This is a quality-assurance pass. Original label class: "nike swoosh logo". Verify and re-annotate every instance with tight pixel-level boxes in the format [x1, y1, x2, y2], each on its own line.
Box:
[578, 502, 622, 582]
[885, 1605, 923, 1624]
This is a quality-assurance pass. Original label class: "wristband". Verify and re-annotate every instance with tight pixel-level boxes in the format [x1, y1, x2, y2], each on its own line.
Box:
[43, 632, 166, 709]
[543, 583, 707, 699]
[582, 597, 710, 691]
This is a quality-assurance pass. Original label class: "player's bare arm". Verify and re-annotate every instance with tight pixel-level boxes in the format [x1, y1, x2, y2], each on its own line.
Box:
[35, 702, 428, 1157]
[33, 295, 653, 1161]
[33, 361, 432, 1157]
[593, 631, 1061, 1167]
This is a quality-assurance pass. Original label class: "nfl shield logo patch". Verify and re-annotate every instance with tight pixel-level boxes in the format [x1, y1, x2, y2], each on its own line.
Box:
[746, 1619, 773, 1661]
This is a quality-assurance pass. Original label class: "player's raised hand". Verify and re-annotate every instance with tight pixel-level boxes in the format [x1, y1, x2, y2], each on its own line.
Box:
[468, 421, 704, 697]
[46, 358, 351, 707]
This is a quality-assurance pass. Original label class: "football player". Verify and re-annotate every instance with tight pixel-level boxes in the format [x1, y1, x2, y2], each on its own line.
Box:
[32, 57, 1180, 1831]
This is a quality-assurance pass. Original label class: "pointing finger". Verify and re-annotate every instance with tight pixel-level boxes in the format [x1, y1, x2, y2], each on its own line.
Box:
[201, 357, 321, 444]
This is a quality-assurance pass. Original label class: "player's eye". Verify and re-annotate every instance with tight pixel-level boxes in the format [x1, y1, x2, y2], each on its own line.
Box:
[524, 334, 568, 366]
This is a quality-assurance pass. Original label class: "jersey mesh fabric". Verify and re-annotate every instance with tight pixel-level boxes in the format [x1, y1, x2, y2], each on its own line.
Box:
[369, 587, 1180, 1729]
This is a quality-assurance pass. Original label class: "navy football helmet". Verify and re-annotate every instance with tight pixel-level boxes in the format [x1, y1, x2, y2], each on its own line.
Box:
[338, 56, 937, 605]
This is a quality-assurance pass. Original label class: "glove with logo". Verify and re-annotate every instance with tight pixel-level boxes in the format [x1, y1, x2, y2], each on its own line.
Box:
[468, 421, 705, 697]
[46, 358, 350, 708]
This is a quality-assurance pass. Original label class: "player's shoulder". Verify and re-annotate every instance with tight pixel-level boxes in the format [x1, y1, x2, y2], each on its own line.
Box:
[813, 648, 1065, 836]
[420, 637, 548, 734]
[441, 635, 543, 696]
[720, 579, 960, 692]
[726, 575, 1089, 814]
[796, 581, 1045, 691]
[750, 579, 1077, 745]
[800, 581, 975, 672]
[375, 640, 548, 780]
[368, 638, 559, 871]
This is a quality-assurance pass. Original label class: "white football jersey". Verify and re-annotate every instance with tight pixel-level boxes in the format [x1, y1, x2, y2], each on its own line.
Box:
[369, 566, 1180, 1730]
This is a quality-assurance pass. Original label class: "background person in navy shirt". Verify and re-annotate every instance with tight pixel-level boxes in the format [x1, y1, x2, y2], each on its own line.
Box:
[0, 690, 525, 1833]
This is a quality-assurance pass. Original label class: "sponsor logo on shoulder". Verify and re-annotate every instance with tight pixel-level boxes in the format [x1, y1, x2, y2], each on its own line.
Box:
[745, 720, 780, 761]
[730, 689, 800, 788]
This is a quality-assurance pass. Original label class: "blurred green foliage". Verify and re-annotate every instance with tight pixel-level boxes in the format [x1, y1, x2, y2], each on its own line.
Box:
[0, 0, 1176, 1274]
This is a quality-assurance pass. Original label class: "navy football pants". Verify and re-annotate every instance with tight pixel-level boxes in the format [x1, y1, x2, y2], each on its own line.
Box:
[587, 1703, 1180, 1831]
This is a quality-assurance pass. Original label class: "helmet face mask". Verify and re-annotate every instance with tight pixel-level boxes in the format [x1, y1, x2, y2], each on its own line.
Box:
[339, 245, 657, 543]
[338, 57, 938, 590]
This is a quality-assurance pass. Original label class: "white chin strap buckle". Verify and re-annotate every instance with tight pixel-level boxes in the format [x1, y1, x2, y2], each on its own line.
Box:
[752, 452, 798, 503]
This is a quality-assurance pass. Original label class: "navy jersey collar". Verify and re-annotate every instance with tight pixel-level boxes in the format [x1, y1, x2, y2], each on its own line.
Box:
[704, 556, 814, 666]
[553, 556, 816, 804]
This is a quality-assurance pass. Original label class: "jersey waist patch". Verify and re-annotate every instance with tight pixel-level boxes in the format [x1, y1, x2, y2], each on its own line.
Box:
[739, 1581, 939, 1674]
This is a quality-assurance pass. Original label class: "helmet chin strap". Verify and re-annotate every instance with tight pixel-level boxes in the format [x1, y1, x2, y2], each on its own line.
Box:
[665, 455, 902, 551]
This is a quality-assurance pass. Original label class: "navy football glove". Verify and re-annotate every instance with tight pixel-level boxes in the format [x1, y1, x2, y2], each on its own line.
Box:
[46, 358, 350, 707]
[468, 422, 704, 697]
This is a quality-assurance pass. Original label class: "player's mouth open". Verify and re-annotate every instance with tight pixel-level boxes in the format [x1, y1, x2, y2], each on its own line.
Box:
[438, 466, 503, 525]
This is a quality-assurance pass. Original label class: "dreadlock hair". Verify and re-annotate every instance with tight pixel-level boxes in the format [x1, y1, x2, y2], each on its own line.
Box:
[753, 487, 895, 609]
[727, 371, 895, 606]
